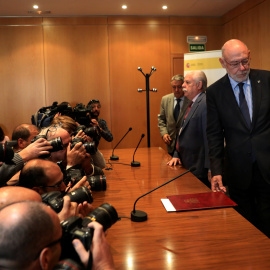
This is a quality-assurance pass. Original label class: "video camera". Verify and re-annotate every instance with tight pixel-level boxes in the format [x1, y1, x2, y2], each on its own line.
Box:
[73, 103, 92, 127]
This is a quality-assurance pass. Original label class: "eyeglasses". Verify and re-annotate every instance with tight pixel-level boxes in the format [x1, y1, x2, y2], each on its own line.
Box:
[33, 237, 62, 261]
[223, 57, 250, 68]
[45, 123, 63, 138]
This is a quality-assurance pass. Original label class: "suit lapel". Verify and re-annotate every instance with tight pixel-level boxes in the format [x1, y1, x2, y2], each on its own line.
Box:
[181, 92, 204, 131]
[249, 69, 262, 130]
[168, 94, 174, 121]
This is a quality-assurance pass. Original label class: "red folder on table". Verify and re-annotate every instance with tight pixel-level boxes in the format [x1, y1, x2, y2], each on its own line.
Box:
[166, 192, 237, 212]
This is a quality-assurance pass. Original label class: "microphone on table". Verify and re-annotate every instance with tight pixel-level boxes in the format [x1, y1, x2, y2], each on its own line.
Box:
[131, 134, 145, 167]
[110, 127, 132, 160]
[131, 167, 196, 222]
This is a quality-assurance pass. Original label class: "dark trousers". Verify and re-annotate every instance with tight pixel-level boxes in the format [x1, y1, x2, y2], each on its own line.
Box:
[229, 162, 270, 238]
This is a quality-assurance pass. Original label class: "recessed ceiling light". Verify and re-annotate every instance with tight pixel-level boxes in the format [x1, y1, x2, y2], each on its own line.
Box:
[162, 5, 168, 10]
[33, 5, 39, 9]
[122, 5, 127, 9]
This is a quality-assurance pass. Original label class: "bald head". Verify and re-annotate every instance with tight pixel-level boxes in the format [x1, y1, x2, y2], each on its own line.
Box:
[19, 159, 66, 194]
[222, 39, 249, 58]
[0, 201, 61, 267]
[12, 124, 40, 151]
[40, 126, 71, 163]
[220, 39, 250, 82]
[0, 186, 42, 209]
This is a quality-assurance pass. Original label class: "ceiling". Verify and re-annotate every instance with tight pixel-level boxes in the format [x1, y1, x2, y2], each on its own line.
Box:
[0, 0, 246, 17]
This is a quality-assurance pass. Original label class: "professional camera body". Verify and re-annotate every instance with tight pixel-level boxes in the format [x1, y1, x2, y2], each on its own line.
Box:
[31, 134, 63, 158]
[66, 167, 106, 191]
[41, 186, 93, 213]
[73, 124, 100, 141]
[0, 141, 16, 163]
[70, 137, 97, 156]
[59, 203, 118, 266]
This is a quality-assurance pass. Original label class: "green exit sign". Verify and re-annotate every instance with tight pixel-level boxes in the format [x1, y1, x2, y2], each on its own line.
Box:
[189, 44, 205, 52]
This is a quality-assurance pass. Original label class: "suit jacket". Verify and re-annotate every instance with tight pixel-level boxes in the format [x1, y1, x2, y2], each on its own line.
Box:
[206, 69, 270, 189]
[173, 92, 209, 179]
[158, 93, 189, 153]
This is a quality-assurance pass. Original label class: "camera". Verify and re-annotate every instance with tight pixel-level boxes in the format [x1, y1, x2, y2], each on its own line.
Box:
[0, 141, 16, 163]
[60, 203, 118, 264]
[73, 125, 100, 141]
[70, 137, 97, 155]
[73, 103, 91, 126]
[65, 168, 106, 191]
[31, 135, 63, 158]
[41, 186, 93, 213]
[87, 175, 106, 191]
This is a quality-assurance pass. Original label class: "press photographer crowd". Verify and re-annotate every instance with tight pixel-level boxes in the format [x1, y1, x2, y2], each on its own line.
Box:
[0, 99, 116, 270]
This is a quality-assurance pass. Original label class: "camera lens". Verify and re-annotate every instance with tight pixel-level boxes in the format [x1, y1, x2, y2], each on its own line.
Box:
[83, 141, 97, 155]
[67, 186, 93, 204]
[48, 137, 63, 152]
[87, 175, 106, 191]
[82, 203, 118, 231]
[84, 126, 100, 138]
[0, 142, 14, 163]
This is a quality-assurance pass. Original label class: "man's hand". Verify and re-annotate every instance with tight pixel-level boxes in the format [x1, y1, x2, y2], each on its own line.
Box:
[58, 196, 78, 221]
[90, 119, 100, 128]
[167, 158, 181, 166]
[72, 221, 115, 270]
[74, 130, 89, 142]
[19, 138, 52, 162]
[66, 142, 86, 167]
[162, 134, 172, 145]
[69, 176, 91, 192]
[77, 201, 94, 218]
[211, 175, 226, 193]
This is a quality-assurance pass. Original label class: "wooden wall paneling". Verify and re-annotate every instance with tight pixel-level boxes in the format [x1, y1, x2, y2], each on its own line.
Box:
[43, 23, 113, 149]
[170, 24, 223, 54]
[0, 25, 45, 138]
[222, 3, 262, 69]
[258, 0, 270, 70]
[170, 53, 184, 78]
[108, 22, 171, 149]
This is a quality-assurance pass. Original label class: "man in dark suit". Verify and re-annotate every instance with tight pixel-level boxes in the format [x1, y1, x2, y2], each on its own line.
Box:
[158, 74, 189, 155]
[207, 39, 270, 237]
[168, 70, 210, 187]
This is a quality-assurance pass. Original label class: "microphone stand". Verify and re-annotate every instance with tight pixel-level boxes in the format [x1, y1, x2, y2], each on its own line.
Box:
[137, 66, 157, 148]
[131, 134, 145, 167]
[110, 127, 132, 160]
[131, 168, 195, 222]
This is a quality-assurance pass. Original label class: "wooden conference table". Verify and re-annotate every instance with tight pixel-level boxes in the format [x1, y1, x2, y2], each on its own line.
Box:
[91, 147, 270, 270]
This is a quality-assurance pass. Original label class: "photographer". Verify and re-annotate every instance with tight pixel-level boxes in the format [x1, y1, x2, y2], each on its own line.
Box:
[87, 99, 113, 144]
[0, 186, 90, 222]
[0, 137, 52, 186]
[51, 115, 106, 171]
[12, 124, 40, 152]
[39, 125, 90, 173]
[0, 201, 115, 270]
[18, 159, 93, 219]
